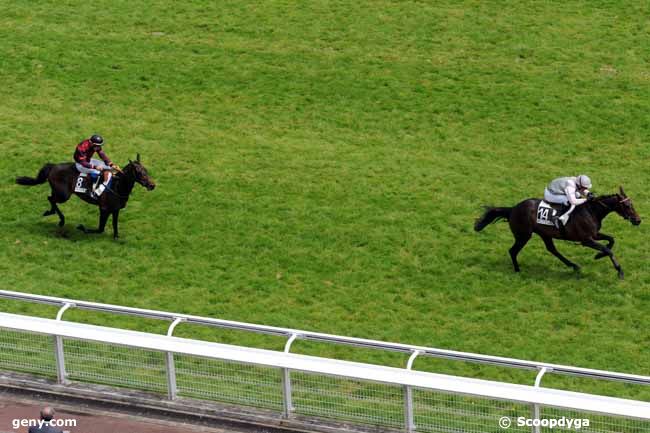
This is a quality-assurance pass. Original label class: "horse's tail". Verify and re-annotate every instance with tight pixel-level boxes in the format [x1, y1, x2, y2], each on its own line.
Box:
[16, 164, 54, 186]
[474, 206, 512, 231]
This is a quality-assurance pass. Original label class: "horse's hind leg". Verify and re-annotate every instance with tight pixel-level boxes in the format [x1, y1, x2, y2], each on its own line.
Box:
[44, 182, 71, 227]
[509, 233, 531, 272]
[45, 195, 66, 227]
[43, 196, 56, 217]
[541, 235, 580, 272]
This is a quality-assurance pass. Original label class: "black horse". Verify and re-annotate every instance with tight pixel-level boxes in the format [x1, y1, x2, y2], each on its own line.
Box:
[474, 187, 641, 279]
[16, 154, 155, 239]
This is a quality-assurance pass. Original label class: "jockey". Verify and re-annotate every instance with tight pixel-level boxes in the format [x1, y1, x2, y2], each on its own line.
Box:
[73, 134, 119, 198]
[544, 175, 593, 226]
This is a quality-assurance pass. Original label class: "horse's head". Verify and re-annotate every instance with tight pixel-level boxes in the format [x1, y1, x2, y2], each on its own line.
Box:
[611, 186, 641, 226]
[125, 154, 156, 191]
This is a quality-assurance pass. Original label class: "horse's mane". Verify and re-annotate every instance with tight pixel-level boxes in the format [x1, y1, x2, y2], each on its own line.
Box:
[115, 161, 137, 178]
[585, 193, 622, 214]
[595, 193, 619, 200]
[591, 193, 623, 206]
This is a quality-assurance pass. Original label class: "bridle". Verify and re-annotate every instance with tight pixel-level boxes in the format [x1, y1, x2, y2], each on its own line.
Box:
[596, 195, 632, 219]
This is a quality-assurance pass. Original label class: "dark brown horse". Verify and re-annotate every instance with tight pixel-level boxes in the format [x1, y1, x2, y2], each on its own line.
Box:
[474, 187, 641, 279]
[16, 154, 155, 239]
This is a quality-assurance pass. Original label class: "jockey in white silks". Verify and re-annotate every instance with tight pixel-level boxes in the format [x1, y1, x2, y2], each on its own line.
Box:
[544, 175, 593, 226]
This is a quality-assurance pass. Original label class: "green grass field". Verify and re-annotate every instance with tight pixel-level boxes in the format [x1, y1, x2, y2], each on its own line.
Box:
[1, 0, 648, 401]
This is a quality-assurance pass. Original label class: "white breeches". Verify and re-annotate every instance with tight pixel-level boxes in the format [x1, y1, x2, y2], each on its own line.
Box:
[75, 159, 109, 176]
[544, 188, 569, 205]
[76, 159, 112, 186]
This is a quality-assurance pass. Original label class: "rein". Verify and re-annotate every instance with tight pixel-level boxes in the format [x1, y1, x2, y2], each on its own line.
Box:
[594, 195, 632, 221]
[106, 167, 135, 199]
[595, 196, 629, 211]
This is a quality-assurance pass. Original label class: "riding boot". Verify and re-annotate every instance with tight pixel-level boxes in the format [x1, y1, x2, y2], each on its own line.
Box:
[557, 204, 576, 226]
[551, 204, 568, 227]
[89, 176, 98, 199]
[92, 172, 111, 199]
[94, 183, 107, 198]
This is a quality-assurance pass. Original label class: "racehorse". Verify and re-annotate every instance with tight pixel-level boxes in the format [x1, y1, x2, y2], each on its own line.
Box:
[474, 187, 640, 279]
[16, 154, 155, 239]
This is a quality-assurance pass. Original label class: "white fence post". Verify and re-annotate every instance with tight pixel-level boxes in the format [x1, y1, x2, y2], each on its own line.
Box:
[282, 334, 299, 418]
[53, 336, 67, 384]
[166, 318, 185, 400]
[53, 303, 74, 384]
[405, 350, 421, 432]
[532, 367, 551, 433]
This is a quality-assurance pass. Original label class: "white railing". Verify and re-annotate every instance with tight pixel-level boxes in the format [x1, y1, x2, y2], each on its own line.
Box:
[0, 307, 649, 432]
[0, 290, 647, 386]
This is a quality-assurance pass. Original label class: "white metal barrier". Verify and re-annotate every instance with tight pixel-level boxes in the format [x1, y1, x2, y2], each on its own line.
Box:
[0, 310, 649, 433]
[0, 289, 647, 386]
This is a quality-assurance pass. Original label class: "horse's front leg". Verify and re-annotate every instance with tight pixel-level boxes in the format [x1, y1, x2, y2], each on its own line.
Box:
[541, 235, 580, 272]
[111, 210, 120, 239]
[593, 232, 615, 260]
[77, 209, 110, 234]
[581, 239, 624, 279]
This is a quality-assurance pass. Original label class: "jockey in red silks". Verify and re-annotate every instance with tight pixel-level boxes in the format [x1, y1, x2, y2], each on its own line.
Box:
[73, 134, 119, 198]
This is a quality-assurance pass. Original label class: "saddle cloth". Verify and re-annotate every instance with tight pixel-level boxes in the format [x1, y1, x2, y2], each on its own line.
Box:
[536, 201, 562, 226]
[73, 172, 105, 196]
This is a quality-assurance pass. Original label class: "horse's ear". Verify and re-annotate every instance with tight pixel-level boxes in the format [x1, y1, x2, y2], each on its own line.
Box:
[128, 159, 133, 165]
[620, 186, 626, 197]
[136, 153, 141, 162]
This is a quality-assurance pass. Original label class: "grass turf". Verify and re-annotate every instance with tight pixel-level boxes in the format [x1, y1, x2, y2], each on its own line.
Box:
[0, 0, 648, 401]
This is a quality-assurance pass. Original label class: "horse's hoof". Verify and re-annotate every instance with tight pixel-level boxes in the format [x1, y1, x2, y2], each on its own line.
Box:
[77, 224, 86, 233]
[58, 220, 65, 227]
[618, 272, 625, 280]
[572, 265, 581, 272]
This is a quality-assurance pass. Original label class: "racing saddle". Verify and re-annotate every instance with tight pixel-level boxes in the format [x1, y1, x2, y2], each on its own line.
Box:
[73, 170, 110, 199]
[537, 201, 570, 227]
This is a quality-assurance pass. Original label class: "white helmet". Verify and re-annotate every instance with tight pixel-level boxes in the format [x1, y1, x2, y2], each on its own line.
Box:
[576, 174, 592, 189]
